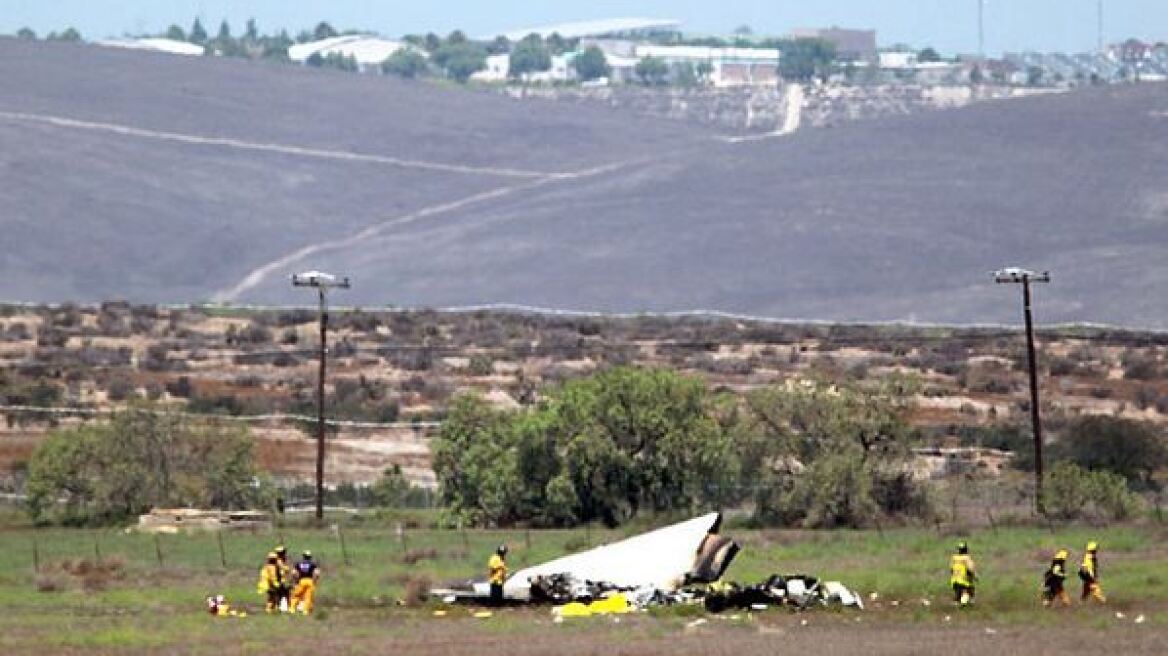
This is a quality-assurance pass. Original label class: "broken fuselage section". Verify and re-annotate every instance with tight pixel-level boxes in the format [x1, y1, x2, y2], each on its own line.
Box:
[432, 512, 739, 603]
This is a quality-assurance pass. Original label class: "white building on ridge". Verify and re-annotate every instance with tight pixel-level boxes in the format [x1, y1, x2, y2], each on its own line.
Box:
[288, 35, 417, 72]
[96, 38, 205, 56]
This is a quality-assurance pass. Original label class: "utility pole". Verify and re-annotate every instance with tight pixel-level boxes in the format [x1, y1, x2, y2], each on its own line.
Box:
[1097, 0, 1104, 52]
[978, 0, 985, 57]
[292, 271, 351, 523]
[994, 268, 1050, 515]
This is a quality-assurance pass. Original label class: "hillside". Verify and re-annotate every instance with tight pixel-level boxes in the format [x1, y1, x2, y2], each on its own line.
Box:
[1, 304, 1166, 488]
[1, 39, 1167, 326]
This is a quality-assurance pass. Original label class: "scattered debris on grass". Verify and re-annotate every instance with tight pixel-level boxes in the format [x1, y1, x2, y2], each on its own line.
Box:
[431, 512, 864, 618]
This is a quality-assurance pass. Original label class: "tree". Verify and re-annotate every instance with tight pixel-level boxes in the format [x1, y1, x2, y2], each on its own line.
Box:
[245, 18, 259, 41]
[548, 367, 740, 523]
[741, 376, 924, 527]
[1061, 415, 1166, 490]
[26, 410, 264, 525]
[674, 62, 699, 87]
[370, 465, 412, 507]
[432, 367, 740, 527]
[16, 27, 36, 40]
[546, 32, 570, 55]
[189, 18, 208, 44]
[382, 49, 429, 79]
[487, 35, 511, 55]
[775, 37, 837, 81]
[635, 56, 669, 85]
[433, 42, 487, 83]
[918, 47, 942, 63]
[508, 34, 551, 80]
[313, 22, 338, 41]
[164, 25, 186, 41]
[572, 46, 610, 81]
[696, 60, 715, 80]
[47, 28, 82, 42]
[1027, 65, 1045, 86]
[217, 20, 231, 41]
[1045, 461, 1141, 521]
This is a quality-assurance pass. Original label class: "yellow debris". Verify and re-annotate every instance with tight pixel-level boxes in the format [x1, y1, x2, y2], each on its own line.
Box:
[553, 593, 632, 618]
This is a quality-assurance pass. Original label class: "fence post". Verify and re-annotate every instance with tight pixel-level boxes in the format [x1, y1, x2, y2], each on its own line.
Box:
[524, 528, 532, 550]
[154, 533, 165, 567]
[93, 533, 102, 564]
[32, 536, 40, 573]
[216, 531, 227, 568]
[396, 522, 408, 553]
[337, 524, 351, 566]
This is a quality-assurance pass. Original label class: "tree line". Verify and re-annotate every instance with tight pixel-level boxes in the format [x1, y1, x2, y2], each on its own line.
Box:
[433, 366, 930, 528]
[20, 364, 1163, 528]
[10, 17, 842, 86]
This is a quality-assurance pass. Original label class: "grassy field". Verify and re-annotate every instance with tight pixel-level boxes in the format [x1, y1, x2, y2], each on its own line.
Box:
[1, 512, 1167, 654]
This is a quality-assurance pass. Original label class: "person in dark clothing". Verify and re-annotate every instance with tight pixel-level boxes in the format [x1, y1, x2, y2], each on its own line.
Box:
[1042, 549, 1071, 607]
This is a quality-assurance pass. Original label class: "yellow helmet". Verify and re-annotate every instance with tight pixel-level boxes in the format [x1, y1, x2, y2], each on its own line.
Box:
[1055, 549, 1069, 560]
[1087, 541, 1098, 552]
[266, 551, 277, 560]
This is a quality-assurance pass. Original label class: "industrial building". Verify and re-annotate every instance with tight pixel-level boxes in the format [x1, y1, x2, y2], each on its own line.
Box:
[288, 35, 418, 72]
[96, 37, 204, 57]
[495, 18, 681, 42]
[788, 27, 878, 63]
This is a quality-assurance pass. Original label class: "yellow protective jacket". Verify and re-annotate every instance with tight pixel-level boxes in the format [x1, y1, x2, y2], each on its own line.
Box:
[950, 554, 975, 587]
[1080, 552, 1099, 580]
[488, 554, 507, 585]
[257, 563, 281, 593]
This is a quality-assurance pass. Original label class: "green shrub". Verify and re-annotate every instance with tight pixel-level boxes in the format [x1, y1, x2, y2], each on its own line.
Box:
[1045, 461, 1142, 522]
[26, 409, 265, 525]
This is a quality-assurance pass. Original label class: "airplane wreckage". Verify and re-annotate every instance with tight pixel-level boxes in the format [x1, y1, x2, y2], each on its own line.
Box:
[431, 513, 863, 614]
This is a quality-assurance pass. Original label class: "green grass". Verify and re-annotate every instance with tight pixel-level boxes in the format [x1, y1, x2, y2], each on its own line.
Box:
[0, 517, 1164, 652]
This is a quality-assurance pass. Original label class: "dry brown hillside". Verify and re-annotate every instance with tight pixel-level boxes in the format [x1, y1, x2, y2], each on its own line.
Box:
[2, 303, 1166, 489]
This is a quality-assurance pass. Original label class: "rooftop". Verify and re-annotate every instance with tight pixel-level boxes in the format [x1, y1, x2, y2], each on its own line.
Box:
[495, 18, 681, 42]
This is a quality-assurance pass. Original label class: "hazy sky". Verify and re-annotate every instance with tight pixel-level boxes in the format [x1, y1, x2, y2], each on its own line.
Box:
[4, 1, 1165, 55]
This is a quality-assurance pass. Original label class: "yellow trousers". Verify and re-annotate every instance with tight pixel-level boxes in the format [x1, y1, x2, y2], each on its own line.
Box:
[1043, 588, 1071, 607]
[1081, 580, 1106, 603]
[291, 579, 316, 614]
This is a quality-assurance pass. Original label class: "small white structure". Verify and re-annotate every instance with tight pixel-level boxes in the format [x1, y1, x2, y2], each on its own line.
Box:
[288, 35, 416, 72]
[473, 53, 511, 82]
[472, 53, 576, 84]
[632, 45, 781, 87]
[879, 51, 919, 70]
[97, 38, 204, 57]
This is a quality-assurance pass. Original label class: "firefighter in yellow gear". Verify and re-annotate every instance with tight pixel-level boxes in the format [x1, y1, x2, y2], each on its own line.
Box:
[949, 542, 977, 607]
[257, 552, 285, 613]
[273, 545, 292, 611]
[488, 545, 508, 606]
[1042, 549, 1072, 607]
[1079, 541, 1106, 603]
[290, 551, 320, 615]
